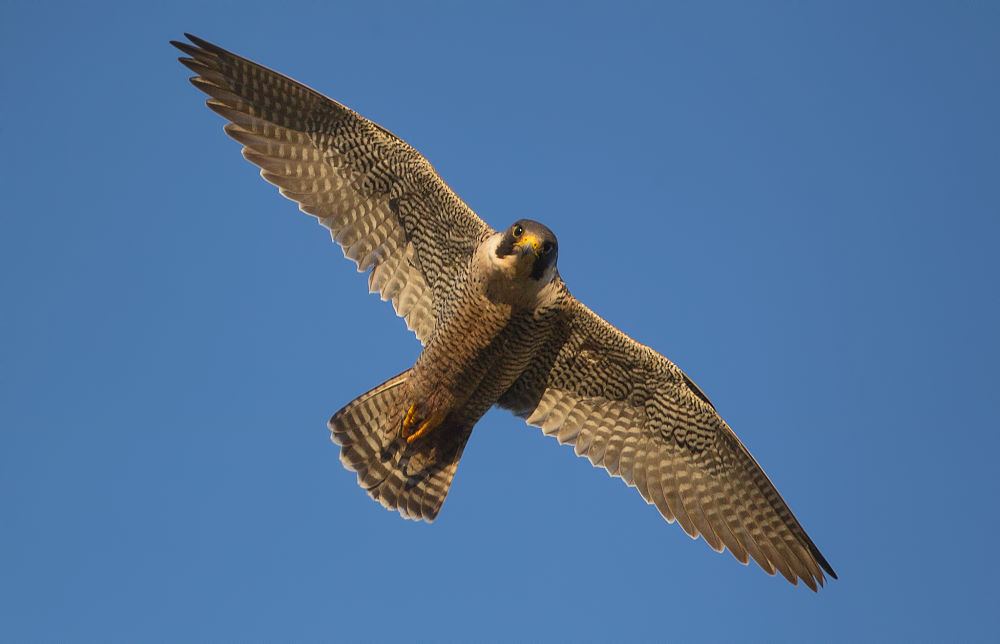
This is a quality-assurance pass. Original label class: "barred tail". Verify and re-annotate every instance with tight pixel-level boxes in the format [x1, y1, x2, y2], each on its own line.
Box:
[329, 370, 471, 522]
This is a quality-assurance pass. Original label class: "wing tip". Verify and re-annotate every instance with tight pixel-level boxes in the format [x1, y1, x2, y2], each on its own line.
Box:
[171, 33, 230, 62]
[816, 552, 838, 580]
[170, 39, 198, 57]
[182, 32, 221, 53]
[803, 536, 838, 580]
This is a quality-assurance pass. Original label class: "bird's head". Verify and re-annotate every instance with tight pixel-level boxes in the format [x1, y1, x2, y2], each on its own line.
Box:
[493, 219, 559, 283]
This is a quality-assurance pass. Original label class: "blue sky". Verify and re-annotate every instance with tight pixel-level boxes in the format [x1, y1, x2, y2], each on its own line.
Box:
[2, 1, 999, 641]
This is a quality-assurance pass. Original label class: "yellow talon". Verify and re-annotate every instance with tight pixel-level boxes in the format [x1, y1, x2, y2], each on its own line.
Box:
[403, 404, 418, 431]
[403, 408, 446, 444]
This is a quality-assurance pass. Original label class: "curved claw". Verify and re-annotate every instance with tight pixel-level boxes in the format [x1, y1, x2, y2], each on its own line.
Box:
[402, 405, 446, 444]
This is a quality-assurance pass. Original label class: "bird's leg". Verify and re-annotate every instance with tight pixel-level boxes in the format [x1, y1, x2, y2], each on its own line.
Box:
[401, 404, 447, 444]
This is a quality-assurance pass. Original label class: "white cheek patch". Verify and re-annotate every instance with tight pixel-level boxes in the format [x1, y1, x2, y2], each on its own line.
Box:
[484, 235, 519, 272]
[491, 254, 520, 271]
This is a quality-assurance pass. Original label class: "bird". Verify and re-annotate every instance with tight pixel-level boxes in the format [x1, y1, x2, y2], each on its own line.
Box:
[172, 33, 837, 591]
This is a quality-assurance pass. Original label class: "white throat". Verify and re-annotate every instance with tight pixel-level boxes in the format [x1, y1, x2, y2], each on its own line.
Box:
[474, 233, 556, 307]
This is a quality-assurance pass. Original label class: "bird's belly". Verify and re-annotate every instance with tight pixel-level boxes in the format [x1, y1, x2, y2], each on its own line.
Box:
[453, 326, 540, 426]
[408, 298, 540, 429]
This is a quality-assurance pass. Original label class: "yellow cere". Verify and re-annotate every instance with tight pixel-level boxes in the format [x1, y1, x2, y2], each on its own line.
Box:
[516, 233, 542, 254]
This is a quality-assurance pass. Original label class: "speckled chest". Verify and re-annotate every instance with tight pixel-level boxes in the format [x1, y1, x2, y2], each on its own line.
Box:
[409, 281, 556, 426]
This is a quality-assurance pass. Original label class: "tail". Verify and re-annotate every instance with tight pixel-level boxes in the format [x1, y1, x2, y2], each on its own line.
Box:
[329, 370, 472, 522]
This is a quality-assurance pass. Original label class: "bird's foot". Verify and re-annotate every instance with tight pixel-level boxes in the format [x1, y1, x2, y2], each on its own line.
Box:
[402, 405, 446, 444]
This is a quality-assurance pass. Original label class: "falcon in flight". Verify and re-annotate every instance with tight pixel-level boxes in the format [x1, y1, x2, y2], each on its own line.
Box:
[173, 34, 836, 590]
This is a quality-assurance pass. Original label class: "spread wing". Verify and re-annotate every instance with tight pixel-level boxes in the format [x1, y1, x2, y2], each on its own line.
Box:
[499, 285, 837, 590]
[172, 34, 493, 343]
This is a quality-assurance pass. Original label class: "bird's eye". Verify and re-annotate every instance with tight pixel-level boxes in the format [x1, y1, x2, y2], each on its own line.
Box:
[542, 241, 554, 254]
[513, 225, 524, 237]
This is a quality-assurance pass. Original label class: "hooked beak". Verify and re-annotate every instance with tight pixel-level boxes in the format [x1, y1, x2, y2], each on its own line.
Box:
[514, 233, 542, 257]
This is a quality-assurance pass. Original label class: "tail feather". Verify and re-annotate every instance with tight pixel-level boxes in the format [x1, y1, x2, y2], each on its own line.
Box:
[329, 370, 472, 522]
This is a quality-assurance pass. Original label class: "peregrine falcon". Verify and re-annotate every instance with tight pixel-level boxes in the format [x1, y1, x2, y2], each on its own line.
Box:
[173, 34, 837, 590]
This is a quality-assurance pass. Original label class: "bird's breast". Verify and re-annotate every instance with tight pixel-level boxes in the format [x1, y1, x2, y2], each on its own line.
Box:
[408, 285, 550, 428]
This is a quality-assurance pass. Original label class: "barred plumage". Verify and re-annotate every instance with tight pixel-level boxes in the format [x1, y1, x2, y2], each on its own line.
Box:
[174, 33, 836, 591]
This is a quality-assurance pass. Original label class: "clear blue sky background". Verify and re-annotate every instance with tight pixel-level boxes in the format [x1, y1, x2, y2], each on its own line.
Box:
[3, 1, 998, 641]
